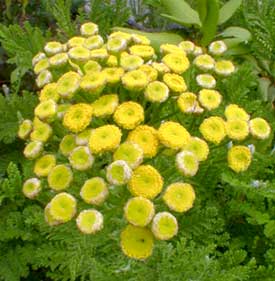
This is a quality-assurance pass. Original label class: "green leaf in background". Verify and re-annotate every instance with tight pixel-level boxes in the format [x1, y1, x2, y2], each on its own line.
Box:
[220, 26, 251, 47]
[112, 27, 183, 50]
[218, 0, 242, 25]
[197, 0, 208, 24]
[160, 0, 201, 26]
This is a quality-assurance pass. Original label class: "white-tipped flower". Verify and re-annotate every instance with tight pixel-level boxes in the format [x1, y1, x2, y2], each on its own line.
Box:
[193, 46, 203, 56]
[176, 150, 199, 177]
[23, 141, 43, 159]
[178, 40, 195, 54]
[22, 178, 41, 199]
[76, 129, 92, 146]
[34, 99, 57, 122]
[214, 60, 235, 76]
[80, 177, 108, 205]
[36, 70, 53, 88]
[84, 35, 104, 50]
[106, 160, 132, 185]
[44, 41, 63, 56]
[18, 119, 32, 140]
[209, 40, 227, 55]
[34, 58, 50, 75]
[145, 81, 169, 103]
[44, 202, 61, 226]
[49, 53, 69, 67]
[249, 118, 271, 140]
[152, 212, 178, 240]
[32, 52, 46, 66]
[76, 209, 103, 234]
[69, 146, 94, 171]
[194, 54, 215, 71]
[47, 164, 73, 191]
[107, 37, 127, 54]
[196, 74, 216, 89]
[68, 46, 90, 63]
[80, 22, 99, 37]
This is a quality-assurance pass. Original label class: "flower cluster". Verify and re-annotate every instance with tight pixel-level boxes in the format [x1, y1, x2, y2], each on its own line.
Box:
[19, 22, 271, 260]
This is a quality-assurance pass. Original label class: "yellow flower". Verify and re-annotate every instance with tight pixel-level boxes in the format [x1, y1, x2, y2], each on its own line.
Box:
[120, 54, 144, 71]
[47, 164, 73, 191]
[129, 45, 155, 60]
[44, 203, 60, 226]
[69, 146, 94, 171]
[226, 120, 249, 141]
[158, 121, 190, 149]
[193, 46, 203, 56]
[106, 160, 132, 185]
[23, 141, 43, 159]
[122, 69, 149, 91]
[18, 119, 32, 140]
[145, 81, 169, 103]
[109, 31, 132, 42]
[215, 60, 235, 76]
[35, 99, 57, 122]
[177, 92, 198, 113]
[59, 134, 76, 156]
[113, 141, 143, 169]
[193, 54, 215, 71]
[178, 40, 195, 54]
[30, 119, 52, 142]
[199, 116, 226, 144]
[151, 212, 178, 240]
[57, 71, 81, 99]
[34, 154, 56, 177]
[160, 44, 186, 55]
[151, 62, 170, 75]
[162, 53, 190, 74]
[91, 94, 119, 117]
[102, 67, 124, 84]
[132, 34, 150, 45]
[76, 209, 103, 234]
[22, 178, 41, 199]
[89, 125, 122, 154]
[249, 118, 271, 140]
[128, 165, 163, 199]
[68, 46, 90, 63]
[80, 72, 106, 95]
[44, 41, 63, 56]
[76, 128, 92, 145]
[228, 145, 252, 173]
[32, 52, 46, 66]
[80, 22, 99, 37]
[49, 192, 77, 223]
[209, 40, 227, 55]
[34, 58, 49, 75]
[67, 36, 85, 48]
[120, 225, 154, 260]
[63, 103, 92, 133]
[182, 137, 209, 161]
[90, 48, 108, 60]
[163, 73, 187, 93]
[80, 177, 108, 205]
[127, 125, 159, 158]
[39, 83, 60, 102]
[83, 60, 102, 74]
[198, 89, 222, 110]
[138, 64, 158, 82]
[196, 74, 216, 89]
[106, 55, 118, 67]
[225, 104, 249, 121]
[176, 150, 199, 177]
[163, 182, 195, 212]
[124, 197, 155, 227]
[107, 37, 127, 54]
[49, 53, 68, 68]
[36, 70, 53, 88]
[114, 101, 144, 130]
[83, 35, 104, 50]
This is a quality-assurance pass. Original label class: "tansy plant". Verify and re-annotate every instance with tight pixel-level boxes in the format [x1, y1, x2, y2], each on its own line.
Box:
[18, 22, 271, 260]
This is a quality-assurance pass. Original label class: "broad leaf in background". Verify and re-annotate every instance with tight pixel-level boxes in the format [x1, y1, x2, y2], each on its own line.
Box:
[219, 26, 251, 48]
[218, 0, 242, 25]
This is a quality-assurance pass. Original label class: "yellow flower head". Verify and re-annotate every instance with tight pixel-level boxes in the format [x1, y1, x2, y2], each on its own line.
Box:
[47, 164, 73, 191]
[69, 146, 94, 171]
[182, 137, 209, 161]
[39, 83, 59, 102]
[36, 70, 53, 88]
[193, 46, 203, 56]
[63, 103, 92, 133]
[127, 125, 159, 158]
[138, 64, 158, 82]
[35, 99, 57, 122]
[91, 94, 119, 117]
[80, 22, 99, 37]
[32, 52, 46, 66]
[34, 154, 56, 177]
[106, 55, 118, 67]
[128, 165, 163, 199]
[225, 104, 249, 121]
[176, 150, 199, 177]
[129, 45, 155, 60]
[34, 58, 49, 75]
[114, 101, 144, 130]
[194, 54, 215, 71]
[76, 128, 92, 145]
[178, 40, 195, 54]
[163, 73, 187, 93]
[68, 36, 85, 48]
[160, 43, 186, 55]
[226, 120, 249, 141]
[109, 31, 132, 42]
[151, 62, 170, 75]
[59, 134, 76, 156]
[132, 34, 150, 45]
[106, 160, 132, 185]
[44, 203, 61, 226]
[68, 46, 90, 63]
[57, 71, 81, 99]
[120, 54, 144, 71]
[198, 89, 222, 110]
[83, 35, 104, 50]
[145, 81, 169, 103]
[215, 60, 235, 76]
[177, 92, 198, 113]
[83, 60, 102, 74]
[76, 209, 103, 234]
[89, 125, 122, 154]
[90, 48, 109, 60]
[49, 52, 68, 68]
[23, 141, 43, 159]
[30, 119, 52, 142]
[162, 53, 190, 74]
[113, 141, 143, 169]
[22, 178, 41, 199]
[107, 37, 127, 54]
[120, 225, 154, 260]
[102, 67, 124, 84]
[80, 177, 108, 205]
[122, 69, 148, 91]
[199, 116, 226, 144]
[209, 40, 227, 55]
[80, 72, 106, 94]
[18, 119, 32, 140]
[124, 197, 155, 227]
[163, 182, 195, 212]
[151, 212, 178, 240]
[228, 145, 252, 173]
[44, 41, 63, 56]
[158, 121, 190, 149]
[49, 192, 77, 223]
[249, 118, 271, 140]
[196, 74, 216, 89]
